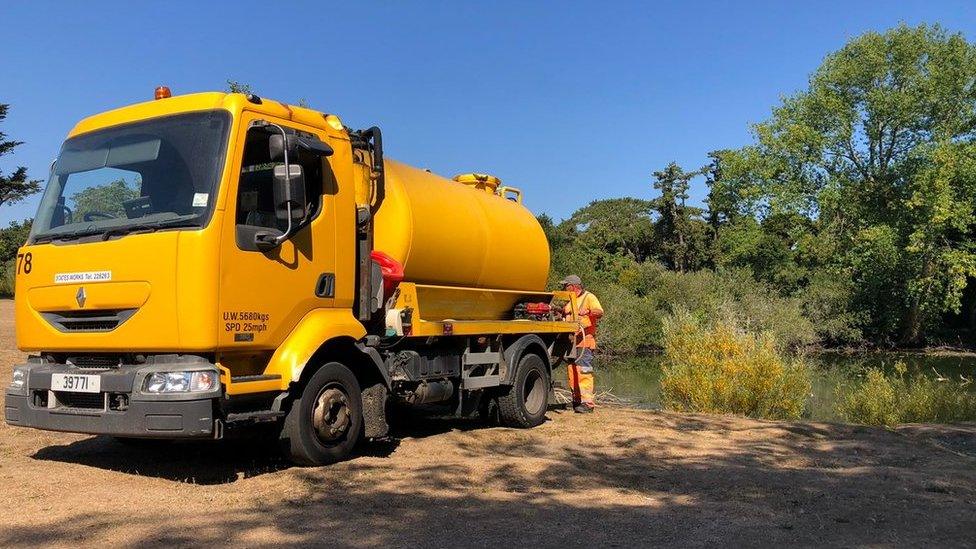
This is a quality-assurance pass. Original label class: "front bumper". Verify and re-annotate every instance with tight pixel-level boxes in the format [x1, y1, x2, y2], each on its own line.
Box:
[4, 359, 221, 439]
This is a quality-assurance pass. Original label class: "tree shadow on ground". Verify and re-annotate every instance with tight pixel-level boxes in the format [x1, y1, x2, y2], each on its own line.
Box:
[17, 411, 976, 547]
[27, 405, 504, 484]
[31, 435, 291, 485]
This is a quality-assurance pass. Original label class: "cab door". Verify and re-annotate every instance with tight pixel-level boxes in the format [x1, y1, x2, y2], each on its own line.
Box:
[217, 113, 338, 350]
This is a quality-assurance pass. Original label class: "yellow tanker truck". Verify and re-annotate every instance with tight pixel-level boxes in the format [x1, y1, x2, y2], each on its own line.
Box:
[3, 88, 580, 465]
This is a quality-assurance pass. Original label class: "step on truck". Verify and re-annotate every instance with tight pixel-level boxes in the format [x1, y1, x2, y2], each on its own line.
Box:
[3, 88, 581, 465]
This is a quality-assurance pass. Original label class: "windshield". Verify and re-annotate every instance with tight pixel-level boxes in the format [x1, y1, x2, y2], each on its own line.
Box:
[30, 110, 231, 243]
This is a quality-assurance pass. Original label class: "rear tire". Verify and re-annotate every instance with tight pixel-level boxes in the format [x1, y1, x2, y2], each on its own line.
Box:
[497, 353, 550, 428]
[280, 362, 363, 466]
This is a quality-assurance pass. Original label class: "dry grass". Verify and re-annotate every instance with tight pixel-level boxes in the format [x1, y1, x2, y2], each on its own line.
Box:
[1, 301, 975, 546]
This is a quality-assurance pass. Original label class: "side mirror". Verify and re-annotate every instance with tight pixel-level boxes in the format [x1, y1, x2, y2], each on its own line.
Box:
[251, 123, 329, 253]
[273, 163, 306, 222]
[254, 163, 307, 253]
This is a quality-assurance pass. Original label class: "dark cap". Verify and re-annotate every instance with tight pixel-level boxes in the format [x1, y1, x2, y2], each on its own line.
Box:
[559, 274, 582, 287]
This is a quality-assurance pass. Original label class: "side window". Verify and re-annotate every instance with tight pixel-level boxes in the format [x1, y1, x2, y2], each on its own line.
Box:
[235, 126, 324, 239]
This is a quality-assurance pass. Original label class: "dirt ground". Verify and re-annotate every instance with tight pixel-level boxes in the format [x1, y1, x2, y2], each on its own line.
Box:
[1, 300, 975, 547]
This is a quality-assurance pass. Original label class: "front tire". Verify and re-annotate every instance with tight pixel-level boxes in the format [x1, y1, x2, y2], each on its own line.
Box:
[280, 362, 363, 466]
[497, 353, 551, 428]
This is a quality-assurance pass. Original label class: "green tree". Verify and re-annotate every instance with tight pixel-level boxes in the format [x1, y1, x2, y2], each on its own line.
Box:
[728, 24, 976, 345]
[703, 149, 758, 228]
[651, 162, 707, 272]
[0, 219, 32, 297]
[562, 198, 656, 262]
[0, 103, 41, 208]
[0, 219, 31, 261]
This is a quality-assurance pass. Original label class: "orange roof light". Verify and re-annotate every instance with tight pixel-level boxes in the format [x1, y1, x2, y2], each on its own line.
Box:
[154, 86, 172, 100]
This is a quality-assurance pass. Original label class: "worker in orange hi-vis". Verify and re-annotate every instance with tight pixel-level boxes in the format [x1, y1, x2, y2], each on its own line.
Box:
[560, 275, 603, 413]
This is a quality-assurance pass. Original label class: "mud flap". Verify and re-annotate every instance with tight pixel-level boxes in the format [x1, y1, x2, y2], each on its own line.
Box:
[361, 383, 389, 438]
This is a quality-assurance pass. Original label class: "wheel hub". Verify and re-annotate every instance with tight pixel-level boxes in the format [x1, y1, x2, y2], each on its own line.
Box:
[312, 386, 351, 444]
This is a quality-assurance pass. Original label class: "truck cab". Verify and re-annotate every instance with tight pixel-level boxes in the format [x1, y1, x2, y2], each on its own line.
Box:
[4, 90, 578, 465]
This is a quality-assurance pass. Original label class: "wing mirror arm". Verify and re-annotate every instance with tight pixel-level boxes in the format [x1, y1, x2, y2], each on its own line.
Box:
[250, 120, 331, 252]
[253, 122, 296, 251]
[254, 231, 280, 251]
[272, 123, 295, 247]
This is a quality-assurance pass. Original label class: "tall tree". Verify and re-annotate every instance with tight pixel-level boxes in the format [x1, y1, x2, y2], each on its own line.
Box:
[0, 103, 41, 208]
[0, 219, 32, 261]
[563, 198, 656, 262]
[730, 24, 976, 345]
[651, 162, 705, 272]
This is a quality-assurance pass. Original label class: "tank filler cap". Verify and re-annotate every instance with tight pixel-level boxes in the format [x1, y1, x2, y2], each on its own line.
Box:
[453, 173, 502, 193]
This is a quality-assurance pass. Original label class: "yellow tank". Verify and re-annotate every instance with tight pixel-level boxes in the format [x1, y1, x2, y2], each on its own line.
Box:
[373, 159, 550, 291]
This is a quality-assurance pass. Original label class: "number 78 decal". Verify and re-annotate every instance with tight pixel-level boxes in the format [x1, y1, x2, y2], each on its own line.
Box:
[16, 252, 32, 274]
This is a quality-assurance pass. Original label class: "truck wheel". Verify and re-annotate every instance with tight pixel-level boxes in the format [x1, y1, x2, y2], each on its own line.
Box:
[497, 353, 550, 428]
[280, 362, 363, 466]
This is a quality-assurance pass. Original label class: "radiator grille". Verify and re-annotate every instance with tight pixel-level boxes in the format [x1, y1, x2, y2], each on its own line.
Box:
[54, 391, 106, 410]
[41, 309, 136, 333]
[66, 355, 123, 370]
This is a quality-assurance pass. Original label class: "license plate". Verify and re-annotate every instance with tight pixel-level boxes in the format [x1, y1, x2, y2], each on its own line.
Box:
[51, 373, 101, 393]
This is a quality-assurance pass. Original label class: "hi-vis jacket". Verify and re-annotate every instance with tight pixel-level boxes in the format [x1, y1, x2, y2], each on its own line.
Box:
[564, 291, 603, 349]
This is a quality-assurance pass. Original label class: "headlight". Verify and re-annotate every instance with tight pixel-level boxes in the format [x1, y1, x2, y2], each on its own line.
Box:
[9, 367, 28, 394]
[142, 370, 218, 394]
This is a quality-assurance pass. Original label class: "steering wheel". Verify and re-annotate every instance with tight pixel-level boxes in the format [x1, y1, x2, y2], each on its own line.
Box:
[83, 211, 117, 222]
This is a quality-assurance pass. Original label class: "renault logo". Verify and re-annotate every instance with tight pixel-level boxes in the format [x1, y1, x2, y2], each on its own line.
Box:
[76, 287, 87, 308]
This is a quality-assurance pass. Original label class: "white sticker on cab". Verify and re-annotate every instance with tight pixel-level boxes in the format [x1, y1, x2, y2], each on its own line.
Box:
[54, 271, 112, 284]
[192, 193, 209, 207]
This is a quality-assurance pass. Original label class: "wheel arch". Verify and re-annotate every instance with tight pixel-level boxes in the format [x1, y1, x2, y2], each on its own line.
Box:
[297, 337, 390, 392]
[500, 334, 551, 386]
[263, 308, 389, 392]
[275, 335, 391, 441]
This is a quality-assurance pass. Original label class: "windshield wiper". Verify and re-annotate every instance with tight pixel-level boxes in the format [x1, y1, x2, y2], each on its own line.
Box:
[33, 217, 201, 243]
[33, 228, 105, 243]
[100, 224, 159, 240]
[100, 218, 200, 240]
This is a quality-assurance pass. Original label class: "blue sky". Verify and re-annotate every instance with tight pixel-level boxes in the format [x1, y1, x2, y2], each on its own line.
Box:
[2, 1, 974, 226]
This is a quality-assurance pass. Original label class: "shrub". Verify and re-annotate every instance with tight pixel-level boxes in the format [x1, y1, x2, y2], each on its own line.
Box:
[593, 283, 661, 354]
[642, 265, 816, 350]
[0, 220, 30, 298]
[659, 310, 811, 419]
[839, 363, 976, 426]
[550, 257, 819, 354]
[0, 260, 14, 298]
[800, 272, 864, 345]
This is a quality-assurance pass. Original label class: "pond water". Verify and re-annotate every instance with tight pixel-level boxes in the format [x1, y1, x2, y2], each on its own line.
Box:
[590, 352, 976, 421]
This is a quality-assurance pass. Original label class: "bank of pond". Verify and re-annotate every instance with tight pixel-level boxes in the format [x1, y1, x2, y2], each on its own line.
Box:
[596, 352, 976, 424]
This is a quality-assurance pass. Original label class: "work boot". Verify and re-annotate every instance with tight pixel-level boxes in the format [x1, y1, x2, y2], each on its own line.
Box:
[573, 404, 594, 414]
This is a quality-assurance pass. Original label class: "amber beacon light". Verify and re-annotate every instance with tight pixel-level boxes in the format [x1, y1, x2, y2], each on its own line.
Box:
[154, 86, 172, 100]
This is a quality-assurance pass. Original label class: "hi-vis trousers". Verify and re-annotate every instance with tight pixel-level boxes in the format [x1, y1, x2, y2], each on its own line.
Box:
[567, 348, 595, 407]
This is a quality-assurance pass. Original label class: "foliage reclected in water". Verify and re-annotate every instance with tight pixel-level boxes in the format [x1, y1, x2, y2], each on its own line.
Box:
[659, 311, 811, 420]
[839, 363, 976, 426]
